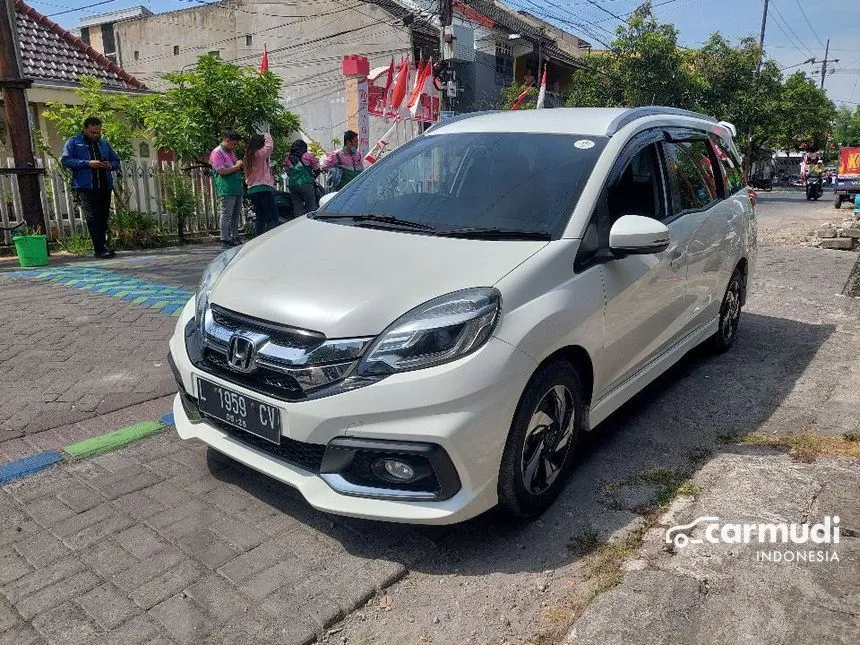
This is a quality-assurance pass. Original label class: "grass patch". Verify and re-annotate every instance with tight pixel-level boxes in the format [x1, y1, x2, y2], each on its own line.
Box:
[724, 431, 860, 462]
[624, 468, 696, 506]
[572, 529, 600, 553]
[57, 233, 93, 256]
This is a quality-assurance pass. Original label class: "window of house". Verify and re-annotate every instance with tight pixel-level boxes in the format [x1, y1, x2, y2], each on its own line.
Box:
[139, 142, 150, 158]
[173, 45, 180, 56]
[495, 42, 513, 86]
[80, 27, 90, 44]
[101, 23, 116, 57]
[209, 50, 220, 58]
[664, 141, 720, 215]
[134, 50, 140, 61]
[245, 34, 253, 46]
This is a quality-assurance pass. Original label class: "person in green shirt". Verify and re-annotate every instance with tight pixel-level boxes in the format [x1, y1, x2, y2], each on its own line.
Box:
[209, 132, 244, 248]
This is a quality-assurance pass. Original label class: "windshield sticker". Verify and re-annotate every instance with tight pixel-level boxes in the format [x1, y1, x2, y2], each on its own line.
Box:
[574, 139, 595, 150]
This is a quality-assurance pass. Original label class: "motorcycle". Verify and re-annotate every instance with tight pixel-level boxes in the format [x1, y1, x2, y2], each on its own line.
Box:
[749, 176, 773, 192]
[805, 175, 823, 201]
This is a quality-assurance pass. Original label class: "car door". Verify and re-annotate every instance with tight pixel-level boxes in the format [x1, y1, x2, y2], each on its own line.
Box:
[661, 134, 728, 334]
[588, 131, 690, 397]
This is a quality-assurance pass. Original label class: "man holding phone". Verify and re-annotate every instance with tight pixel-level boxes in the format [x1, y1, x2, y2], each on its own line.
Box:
[61, 116, 121, 258]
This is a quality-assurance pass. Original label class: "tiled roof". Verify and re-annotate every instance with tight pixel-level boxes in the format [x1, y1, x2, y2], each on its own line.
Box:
[14, 0, 146, 91]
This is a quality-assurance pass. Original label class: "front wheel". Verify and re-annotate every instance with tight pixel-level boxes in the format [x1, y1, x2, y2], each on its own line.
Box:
[498, 362, 585, 518]
[711, 268, 744, 353]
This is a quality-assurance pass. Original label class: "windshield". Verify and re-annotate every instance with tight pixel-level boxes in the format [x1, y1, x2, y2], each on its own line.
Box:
[318, 132, 608, 238]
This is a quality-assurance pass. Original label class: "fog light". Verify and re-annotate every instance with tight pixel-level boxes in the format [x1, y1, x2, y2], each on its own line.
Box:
[377, 458, 416, 482]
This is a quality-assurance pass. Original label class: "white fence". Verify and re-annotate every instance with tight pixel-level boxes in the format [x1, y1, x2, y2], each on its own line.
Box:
[0, 157, 231, 245]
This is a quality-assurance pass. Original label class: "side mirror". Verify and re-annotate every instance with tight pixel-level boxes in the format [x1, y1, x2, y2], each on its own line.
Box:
[609, 215, 671, 256]
[318, 191, 337, 209]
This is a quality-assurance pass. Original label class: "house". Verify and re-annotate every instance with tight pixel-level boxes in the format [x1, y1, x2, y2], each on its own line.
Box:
[0, 0, 149, 242]
[2, 0, 148, 160]
[77, 0, 587, 145]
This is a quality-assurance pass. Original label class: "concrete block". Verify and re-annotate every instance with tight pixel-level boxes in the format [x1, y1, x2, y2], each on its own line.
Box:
[842, 227, 860, 239]
[817, 227, 836, 238]
[77, 582, 140, 629]
[820, 238, 855, 250]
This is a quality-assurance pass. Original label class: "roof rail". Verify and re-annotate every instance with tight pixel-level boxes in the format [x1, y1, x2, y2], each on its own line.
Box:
[423, 111, 501, 135]
[606, 107, 717, 136]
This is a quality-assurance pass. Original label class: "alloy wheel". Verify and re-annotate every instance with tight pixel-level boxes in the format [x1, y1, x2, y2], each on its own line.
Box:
[720, 278, 742, 343]
[519, 385, 576, 495]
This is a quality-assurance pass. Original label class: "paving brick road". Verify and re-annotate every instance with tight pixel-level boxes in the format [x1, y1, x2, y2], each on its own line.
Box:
[1, 194, 859, 645]
[0, 248, 219, 451]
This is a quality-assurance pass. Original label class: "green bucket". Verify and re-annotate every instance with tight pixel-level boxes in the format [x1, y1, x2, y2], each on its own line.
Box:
[12, 234, 49, 267]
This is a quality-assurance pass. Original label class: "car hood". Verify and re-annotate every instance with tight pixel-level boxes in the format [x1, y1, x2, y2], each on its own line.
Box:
[209, 218, 547, 337]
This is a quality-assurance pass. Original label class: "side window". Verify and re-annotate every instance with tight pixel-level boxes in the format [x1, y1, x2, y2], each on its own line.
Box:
[606, 143, 664, 223]
[664, 141, 719, 215]
[710, 136, 744, 195]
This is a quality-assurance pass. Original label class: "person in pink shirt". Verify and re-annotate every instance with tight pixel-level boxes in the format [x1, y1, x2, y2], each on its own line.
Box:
[243, 131, 278, 235]
[322, 130, 363, 192]
[284, 139, 320, 217]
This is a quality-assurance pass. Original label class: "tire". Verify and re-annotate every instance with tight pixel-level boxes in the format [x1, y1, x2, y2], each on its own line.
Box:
[711, 268, 744, 353]
[498, 361, 586, 518]
[835, 194, 843, 209]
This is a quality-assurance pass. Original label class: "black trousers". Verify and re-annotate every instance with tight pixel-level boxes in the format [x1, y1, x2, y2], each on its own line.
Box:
[76, 186, 112, 254]
[248, 190, 279, 236]
[290, 184, 317, 218]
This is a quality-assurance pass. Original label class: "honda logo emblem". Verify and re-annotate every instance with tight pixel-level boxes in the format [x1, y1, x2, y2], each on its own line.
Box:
[227, 333, 260, 373]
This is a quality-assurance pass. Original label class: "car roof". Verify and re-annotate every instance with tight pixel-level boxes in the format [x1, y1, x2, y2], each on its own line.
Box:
[425, 107, 719, 138]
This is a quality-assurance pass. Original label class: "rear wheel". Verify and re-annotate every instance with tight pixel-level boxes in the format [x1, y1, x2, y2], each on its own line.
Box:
[498, 361, 585, 518]
[711, 268, 744, 353]
[835, 194, 843, 209]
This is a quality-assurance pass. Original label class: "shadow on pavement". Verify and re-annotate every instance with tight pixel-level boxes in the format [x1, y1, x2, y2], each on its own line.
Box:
[208, 311, 834, 577]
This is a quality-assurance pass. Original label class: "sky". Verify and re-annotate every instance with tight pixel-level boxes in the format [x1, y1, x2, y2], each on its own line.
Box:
[33, 0, 860, 108]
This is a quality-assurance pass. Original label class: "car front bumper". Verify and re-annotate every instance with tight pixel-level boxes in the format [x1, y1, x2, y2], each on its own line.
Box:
[168, 299, 536, 524]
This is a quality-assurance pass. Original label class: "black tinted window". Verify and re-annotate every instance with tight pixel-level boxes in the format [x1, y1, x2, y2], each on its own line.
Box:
[323, 133, 607, 237]
[607, 144, 663, 223]
[664, 141, 719, 214]
[711, 136, 744, 195]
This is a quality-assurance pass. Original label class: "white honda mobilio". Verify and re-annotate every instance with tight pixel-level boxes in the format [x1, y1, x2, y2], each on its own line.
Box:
[168, 107, 756, 524]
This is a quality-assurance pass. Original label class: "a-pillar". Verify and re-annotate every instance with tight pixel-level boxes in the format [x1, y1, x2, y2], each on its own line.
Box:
[342, 55, 370, 157]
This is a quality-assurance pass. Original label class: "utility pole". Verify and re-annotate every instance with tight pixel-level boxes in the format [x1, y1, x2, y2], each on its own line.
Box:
[440, 0, 453, 113]
[0, 0, 46, 233]
[755, 0, 769, 77]
[818, 39, 839, 89]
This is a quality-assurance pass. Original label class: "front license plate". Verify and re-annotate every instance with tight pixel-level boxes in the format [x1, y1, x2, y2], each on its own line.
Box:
[197, 379, 281, 445]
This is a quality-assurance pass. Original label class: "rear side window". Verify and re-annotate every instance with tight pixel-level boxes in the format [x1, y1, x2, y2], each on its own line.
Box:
[664, 141, 719, 215]
[710, 136, 744, 195]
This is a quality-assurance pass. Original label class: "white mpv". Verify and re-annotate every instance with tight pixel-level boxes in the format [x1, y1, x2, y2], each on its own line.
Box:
[168, 107, 756, 524]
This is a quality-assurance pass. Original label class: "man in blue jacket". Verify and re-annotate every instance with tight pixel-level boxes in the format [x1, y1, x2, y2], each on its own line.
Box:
[61, 117, 121, 258]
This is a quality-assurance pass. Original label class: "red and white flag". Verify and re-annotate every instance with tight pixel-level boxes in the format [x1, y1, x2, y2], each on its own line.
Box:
[407, 59, 432, 118]
[389, 58, 409, 115]
[260, 44, 269, 74]
[535, 68, 547, 109]
[365, 119, 400, 165]
[510, 83, 531, 111]
[381, 58, 394, 116]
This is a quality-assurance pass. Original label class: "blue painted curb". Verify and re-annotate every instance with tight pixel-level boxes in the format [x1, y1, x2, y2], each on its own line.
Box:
[160, 413, 175, 426]
[0, 451, 64, 484]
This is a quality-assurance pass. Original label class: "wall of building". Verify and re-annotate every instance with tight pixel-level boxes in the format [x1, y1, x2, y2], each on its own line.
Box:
[115, 0, 414, 151]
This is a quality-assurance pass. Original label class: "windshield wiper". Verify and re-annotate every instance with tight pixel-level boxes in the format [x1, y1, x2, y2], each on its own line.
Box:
[311, 213, 436, 231]
[435, 227, 552, 240]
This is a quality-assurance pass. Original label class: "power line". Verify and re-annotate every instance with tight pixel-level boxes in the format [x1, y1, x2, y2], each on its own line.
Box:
[582, 0, 629, 25]
[768, 0, 815, 58]
[46, 0, 118, 17]
[792, 0, 825, 50]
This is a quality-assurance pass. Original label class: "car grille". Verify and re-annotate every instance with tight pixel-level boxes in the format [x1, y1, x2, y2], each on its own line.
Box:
[206, 415, 327, 473]
[201, 347, 306, 400]
[210, 305, 324, 349]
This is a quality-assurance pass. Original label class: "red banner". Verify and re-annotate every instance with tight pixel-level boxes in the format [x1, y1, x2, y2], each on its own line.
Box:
[838, 148, 860, 177]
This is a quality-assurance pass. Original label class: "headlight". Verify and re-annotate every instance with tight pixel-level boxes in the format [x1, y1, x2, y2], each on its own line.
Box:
[195, 246, 241, 325]
[357, 288, 501, 376]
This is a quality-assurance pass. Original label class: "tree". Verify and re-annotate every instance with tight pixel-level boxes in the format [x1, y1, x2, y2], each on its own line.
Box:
[41, 76, 146, 161]
[833, 105, 860, 147]
[499, 81, 538, 110]
[772, 72, 836, 156]
[142, 54, 299, 165]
